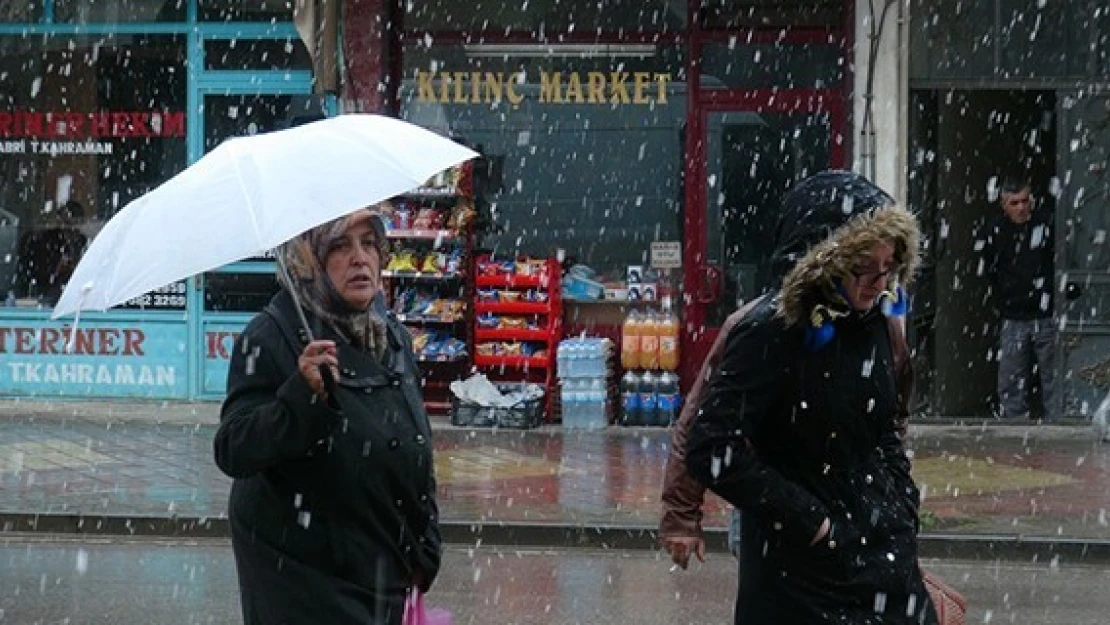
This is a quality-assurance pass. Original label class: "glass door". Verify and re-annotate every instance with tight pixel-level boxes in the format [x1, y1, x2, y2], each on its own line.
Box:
[684, 98, 843, 383]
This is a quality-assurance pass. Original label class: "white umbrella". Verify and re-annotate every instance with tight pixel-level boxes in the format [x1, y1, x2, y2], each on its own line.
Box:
[52, 114, 479, 321]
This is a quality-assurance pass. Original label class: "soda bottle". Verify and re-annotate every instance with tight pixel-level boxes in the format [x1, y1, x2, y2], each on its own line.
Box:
[656, 371, 680, 427]
[621, 370, 641, 426]
[658, 297, 680, 372]
[639, 310, 660, 370]
[621, 311, 642, 370]
[639, 371, 658, 426]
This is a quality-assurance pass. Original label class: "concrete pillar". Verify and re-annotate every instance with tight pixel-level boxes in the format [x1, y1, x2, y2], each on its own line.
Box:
[853, 0, 909, 203]
[341, 0, 393, 113]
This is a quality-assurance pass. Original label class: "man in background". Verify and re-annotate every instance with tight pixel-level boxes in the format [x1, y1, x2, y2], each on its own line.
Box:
[978, 177, 1057, 420]
[16, 199, 88, 306]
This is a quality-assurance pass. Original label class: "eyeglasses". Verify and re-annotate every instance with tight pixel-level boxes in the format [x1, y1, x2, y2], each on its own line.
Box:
[850, 265, 897, 284]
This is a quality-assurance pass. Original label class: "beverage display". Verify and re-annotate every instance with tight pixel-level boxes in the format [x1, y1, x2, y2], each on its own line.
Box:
[617, 304, 683, 427]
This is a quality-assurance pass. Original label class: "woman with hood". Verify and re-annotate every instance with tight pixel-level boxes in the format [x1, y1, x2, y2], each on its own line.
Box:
[685, 171, 937, 624]
[214, 208, 441, 625]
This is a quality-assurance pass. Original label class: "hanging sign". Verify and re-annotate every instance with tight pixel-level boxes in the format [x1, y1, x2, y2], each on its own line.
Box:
[650, 241, 681, 269]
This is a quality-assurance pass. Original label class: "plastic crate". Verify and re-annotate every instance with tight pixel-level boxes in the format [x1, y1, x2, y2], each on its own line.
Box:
[450, 385, 543, 429]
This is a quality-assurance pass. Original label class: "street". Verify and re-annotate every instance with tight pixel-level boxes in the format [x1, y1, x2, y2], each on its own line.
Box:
[2, 534, 1109, 624]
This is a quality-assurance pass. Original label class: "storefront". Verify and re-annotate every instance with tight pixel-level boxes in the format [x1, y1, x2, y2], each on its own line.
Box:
[0, 0, 329, 399]
[1, 0, 863, 404]
[390, 0, 855, 389]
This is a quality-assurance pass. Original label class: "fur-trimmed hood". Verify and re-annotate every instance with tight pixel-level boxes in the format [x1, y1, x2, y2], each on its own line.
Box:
[766, 172, 920, 327]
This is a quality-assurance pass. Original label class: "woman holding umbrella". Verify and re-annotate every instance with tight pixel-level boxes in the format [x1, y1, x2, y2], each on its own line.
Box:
[214, 208, 441, 625]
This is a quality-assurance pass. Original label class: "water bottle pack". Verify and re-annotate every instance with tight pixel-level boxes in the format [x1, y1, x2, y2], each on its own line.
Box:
[557, 338, 612, 430]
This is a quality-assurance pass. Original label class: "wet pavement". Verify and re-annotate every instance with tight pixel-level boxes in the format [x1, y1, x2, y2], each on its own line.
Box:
[1, 399, 1109, 544]
[2, 534, 1109, 625]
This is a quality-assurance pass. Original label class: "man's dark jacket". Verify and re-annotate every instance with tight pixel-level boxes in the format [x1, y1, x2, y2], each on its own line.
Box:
[978, 210, 1054, 320]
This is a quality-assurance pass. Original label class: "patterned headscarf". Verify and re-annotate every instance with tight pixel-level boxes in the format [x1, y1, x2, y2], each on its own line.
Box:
[277, 209, 390, 360]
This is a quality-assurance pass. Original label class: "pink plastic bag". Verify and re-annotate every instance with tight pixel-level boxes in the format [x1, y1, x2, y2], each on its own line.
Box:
[402, 588, 453, 625]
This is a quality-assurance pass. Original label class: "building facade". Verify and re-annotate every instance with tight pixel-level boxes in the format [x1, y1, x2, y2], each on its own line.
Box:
[18, 0, 1089, 419]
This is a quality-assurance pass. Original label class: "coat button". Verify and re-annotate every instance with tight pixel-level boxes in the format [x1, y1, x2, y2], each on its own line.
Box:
[414, 434, 426, 445]
[388, 438, 400, 450]
[419, 493, 428, 503]
[395, 499, 404, 508]
[392, 379, 401, 387]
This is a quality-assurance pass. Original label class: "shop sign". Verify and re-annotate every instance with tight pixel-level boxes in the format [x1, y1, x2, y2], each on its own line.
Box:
[0, 110, 185, 155]
[650, 241, 681, 269]
[415, 71, 673, 106]
[202, 321, 246, 395]
[0, 320, 188, 398]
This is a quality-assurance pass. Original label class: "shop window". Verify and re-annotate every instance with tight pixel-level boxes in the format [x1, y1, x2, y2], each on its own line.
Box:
[909, 0, 995, 80]
[55, 0, 187, 23]
[404, 0, 685, 33]
[199, 0, 293, 22]
[204, 272, 280, 313]
[400, 44, 686, 282]
[0, 35, 187, 308]
[700, 0, 843, 29]
[0, 2, 43, 22]
[204, 38, 311, 71]
[701, 41, 843, 89]
[998, 0, 1086, 78]
[199, 93, 326, 312]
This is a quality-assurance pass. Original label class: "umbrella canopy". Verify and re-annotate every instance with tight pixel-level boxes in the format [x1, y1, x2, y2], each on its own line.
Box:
[52, 114, 478, 319]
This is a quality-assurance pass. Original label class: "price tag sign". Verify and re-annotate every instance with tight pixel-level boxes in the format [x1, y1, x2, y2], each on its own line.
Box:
[650, 241, 681, 269]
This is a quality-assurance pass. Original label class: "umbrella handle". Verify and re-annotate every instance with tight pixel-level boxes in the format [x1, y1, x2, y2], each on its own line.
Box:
[319, 364, 338, 396]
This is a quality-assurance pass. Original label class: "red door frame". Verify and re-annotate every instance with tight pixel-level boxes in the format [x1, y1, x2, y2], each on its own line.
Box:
[678, 13, 853, 389]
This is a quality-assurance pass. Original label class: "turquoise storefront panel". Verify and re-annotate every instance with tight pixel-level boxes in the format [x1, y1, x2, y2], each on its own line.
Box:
[201, 318, 250, 396]
[0, 317, 188, 398]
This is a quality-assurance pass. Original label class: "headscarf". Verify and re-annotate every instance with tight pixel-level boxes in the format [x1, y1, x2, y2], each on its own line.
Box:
[277, 209, 390, 361]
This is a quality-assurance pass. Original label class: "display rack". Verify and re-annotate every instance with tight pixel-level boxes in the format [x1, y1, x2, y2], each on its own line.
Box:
[383, 162, 476, 416]
[471, 255, 563, 421]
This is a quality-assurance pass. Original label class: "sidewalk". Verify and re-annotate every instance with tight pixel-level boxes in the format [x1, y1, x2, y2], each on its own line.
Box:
[1, 399, 1108, 556]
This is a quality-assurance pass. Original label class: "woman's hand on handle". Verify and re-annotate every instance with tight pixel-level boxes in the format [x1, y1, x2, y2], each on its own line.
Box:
[810, 518, 831, 546]
[298, 340, 338, 398]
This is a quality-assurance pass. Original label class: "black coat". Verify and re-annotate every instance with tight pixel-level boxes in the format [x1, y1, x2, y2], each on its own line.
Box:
[214, 291, 441, 625]
[685, 172, 936, 624]
[978, 211, 1054, 320]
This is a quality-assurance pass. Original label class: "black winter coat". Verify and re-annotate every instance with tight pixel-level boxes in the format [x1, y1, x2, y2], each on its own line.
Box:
[688, 298, 933, 624]
[685, 172, 936, 624]
[214, 291, 441, 625]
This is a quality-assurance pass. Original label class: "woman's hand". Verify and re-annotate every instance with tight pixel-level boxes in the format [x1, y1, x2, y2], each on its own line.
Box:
[298, 340, 338, 398]
[809, 517, 831, 546]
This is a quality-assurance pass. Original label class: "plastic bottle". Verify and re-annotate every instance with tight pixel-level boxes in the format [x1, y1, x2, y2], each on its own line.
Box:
[621, 370, 641, 426]
[561, 379, 578, 429]
[658, 298, 680, 372]
[588, 378, 606, 429]
[621, 311, 642, 370]
[639, 310, 661, 370]
[656, 371, 680, 427]
[639, 371, 658, 427]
